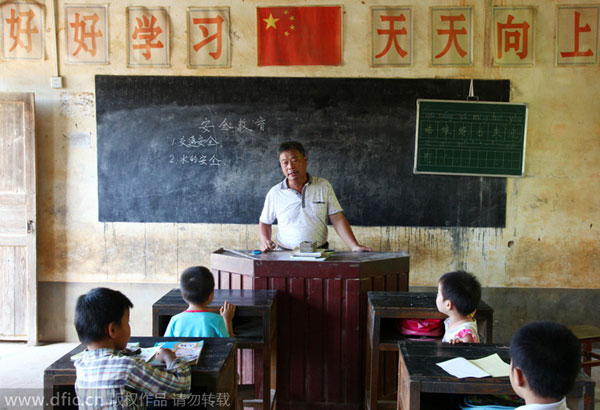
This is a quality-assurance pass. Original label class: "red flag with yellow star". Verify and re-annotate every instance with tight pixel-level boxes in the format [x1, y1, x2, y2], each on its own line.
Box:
[257, 6, 342, 66]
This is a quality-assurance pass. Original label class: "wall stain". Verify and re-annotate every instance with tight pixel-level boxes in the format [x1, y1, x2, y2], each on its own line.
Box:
[60, 92, 94, 118]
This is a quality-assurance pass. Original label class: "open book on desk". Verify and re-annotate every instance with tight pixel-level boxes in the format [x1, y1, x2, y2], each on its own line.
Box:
[151, 341, 204, 366]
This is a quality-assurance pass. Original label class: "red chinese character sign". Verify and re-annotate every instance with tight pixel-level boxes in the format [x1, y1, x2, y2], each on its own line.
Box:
[65, 5, 108, 64]
[257, 6, 341, 66]
[431, 7, 472, 66]
[1, 2, 43, 60]
[492, 7, 535, 66]
[556, 6, 599, 66]
[188, 7, 230, 68]
[127, 7, 169, 67]
[371, 7, 411, 67]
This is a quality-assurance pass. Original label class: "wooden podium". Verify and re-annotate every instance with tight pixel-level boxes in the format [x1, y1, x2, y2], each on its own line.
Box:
[211, 249, 410, 410]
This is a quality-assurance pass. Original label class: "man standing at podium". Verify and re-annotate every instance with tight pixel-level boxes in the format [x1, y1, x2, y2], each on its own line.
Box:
[259, 141, 372, 252]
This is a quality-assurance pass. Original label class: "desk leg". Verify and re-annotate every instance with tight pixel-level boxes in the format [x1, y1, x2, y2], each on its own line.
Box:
[268, 328, 277, 410]
[566, 379, 595, 410]
[43, 373, 53, 410]
[367, 310, 380, 410]
[152, 310, 159, 337]
[261, 348, 269, 410]
[485, 316, 493, 343]
[397, 353, 419, 410]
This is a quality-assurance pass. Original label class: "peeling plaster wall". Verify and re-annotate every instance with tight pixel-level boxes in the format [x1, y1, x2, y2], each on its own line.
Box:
[0, 0, 598, 341]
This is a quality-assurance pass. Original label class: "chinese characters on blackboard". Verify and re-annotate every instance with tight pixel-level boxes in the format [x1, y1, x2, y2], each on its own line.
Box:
[167, 116, 267, 168]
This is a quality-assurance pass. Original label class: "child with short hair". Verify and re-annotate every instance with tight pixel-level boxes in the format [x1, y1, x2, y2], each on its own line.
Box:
[74, 287, 190, 409]
[164, 266, 236, 338]
[436, 270, 482, 343]
[509, 321, 581, 410]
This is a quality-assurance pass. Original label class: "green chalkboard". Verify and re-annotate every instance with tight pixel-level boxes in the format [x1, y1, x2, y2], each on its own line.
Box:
[414, 99, 527, 177]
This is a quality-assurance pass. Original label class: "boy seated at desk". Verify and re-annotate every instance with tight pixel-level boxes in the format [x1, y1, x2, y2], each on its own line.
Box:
[164, 266, 236, 337]
[74, 287, 191, 409]
[436, 270, 482, 343]
[510, 321, 581, 410]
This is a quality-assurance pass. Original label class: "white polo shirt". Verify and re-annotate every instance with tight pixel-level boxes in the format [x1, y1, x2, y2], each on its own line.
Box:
[259, 175, 343, 250]
[515, 397, 568, 410]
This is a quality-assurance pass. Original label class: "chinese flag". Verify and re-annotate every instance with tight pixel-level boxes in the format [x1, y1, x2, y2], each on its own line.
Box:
[257, 6, 342, 66]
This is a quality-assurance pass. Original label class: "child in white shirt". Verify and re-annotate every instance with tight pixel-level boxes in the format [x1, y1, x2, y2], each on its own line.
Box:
[436, 270, 481, 343]
[509, 321, 581, 410]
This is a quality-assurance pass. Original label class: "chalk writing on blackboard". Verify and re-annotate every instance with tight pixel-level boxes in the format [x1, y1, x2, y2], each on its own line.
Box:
[415, 99, 527, 177]
[165, 116, 268, 167]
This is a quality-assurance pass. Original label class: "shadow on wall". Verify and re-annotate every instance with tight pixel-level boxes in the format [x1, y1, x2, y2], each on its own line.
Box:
[38, 282, 175, 342]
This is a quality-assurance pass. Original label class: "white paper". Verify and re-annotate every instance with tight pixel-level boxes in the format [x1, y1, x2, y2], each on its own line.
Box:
[436, 357, 490, 378]
[469, 353, 511, 377]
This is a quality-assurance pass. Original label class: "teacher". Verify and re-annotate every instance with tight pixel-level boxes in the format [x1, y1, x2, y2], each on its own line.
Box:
[259, 141, 372, 252]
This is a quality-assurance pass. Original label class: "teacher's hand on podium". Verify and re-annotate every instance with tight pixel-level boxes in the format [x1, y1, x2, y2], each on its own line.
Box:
[261, 239, 276, 252]
[352, 244, 373, 252]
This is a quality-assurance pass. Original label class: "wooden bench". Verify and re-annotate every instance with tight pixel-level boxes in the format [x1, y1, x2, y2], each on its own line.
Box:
[44, 337, 237, 410]
[397, 340, 595, 410]
[366, 291, 494, 410]
[570, 325, 600, 376]
[152, 289, 277, 410]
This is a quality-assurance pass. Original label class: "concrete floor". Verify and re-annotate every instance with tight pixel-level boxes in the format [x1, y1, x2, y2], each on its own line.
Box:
[0, 342, 598, 409]
[0, 342, 79, 410]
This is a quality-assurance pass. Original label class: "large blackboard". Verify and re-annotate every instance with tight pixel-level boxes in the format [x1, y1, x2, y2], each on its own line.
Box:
[415, 99, 527, 177]
[96, 76, 509, 227]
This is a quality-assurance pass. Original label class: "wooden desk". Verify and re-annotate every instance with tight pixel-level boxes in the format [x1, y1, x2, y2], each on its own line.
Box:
[212, 249, 410, 410]
[152, 289, 277, 410]
[366, 292, 494, 410]
[43, 337, 237, 410]
[397, 341, 595, 410]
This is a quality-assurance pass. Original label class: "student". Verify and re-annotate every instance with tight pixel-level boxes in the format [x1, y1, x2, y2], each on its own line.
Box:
[436, 270, 482, 343]
[509, 321, 581, 410]
[164, 266, 236, 337]
[74, 287, 190, 409]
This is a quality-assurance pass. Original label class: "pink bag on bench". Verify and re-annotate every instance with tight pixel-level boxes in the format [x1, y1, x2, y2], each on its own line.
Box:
[398, 318, 444, 338]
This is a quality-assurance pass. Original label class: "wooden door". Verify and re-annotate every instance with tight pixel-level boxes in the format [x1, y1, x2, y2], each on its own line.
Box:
[0, 93, 36, 344]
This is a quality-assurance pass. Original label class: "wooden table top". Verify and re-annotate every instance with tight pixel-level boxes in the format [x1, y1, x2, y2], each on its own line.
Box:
[153, 288, 277, 311]
[399, 341, 510, 384]
[45, 337, 237, 386]
[213, 248, 409, 263]
[369, 291, 493, 312]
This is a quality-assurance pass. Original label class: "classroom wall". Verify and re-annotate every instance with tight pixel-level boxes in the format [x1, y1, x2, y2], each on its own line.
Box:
[0, 0, 598, 342]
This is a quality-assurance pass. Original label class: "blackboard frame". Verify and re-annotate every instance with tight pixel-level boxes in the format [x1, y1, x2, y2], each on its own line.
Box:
[96, 76, 510, 227]
[414, 99, 528, 177]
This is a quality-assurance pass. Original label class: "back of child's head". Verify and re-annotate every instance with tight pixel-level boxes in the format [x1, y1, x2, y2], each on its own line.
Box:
[439, 270, 481, 316]
[510, 321, 581, 399]
[74, 287, 133, 344]
[180, 266, 215, 305]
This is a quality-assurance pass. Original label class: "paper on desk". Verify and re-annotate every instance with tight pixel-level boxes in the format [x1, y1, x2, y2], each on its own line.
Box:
[437, 357, 490, 378]
[437, 354, 511, 378]
[469, 353, 511, 377]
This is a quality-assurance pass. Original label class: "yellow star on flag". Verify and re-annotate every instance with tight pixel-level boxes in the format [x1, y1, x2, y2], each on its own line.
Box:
[263, 13, 279, 30]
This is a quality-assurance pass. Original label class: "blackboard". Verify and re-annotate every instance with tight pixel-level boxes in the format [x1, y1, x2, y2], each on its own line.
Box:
[414, 99, 527, 177]
[96, 76, 509, 227]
